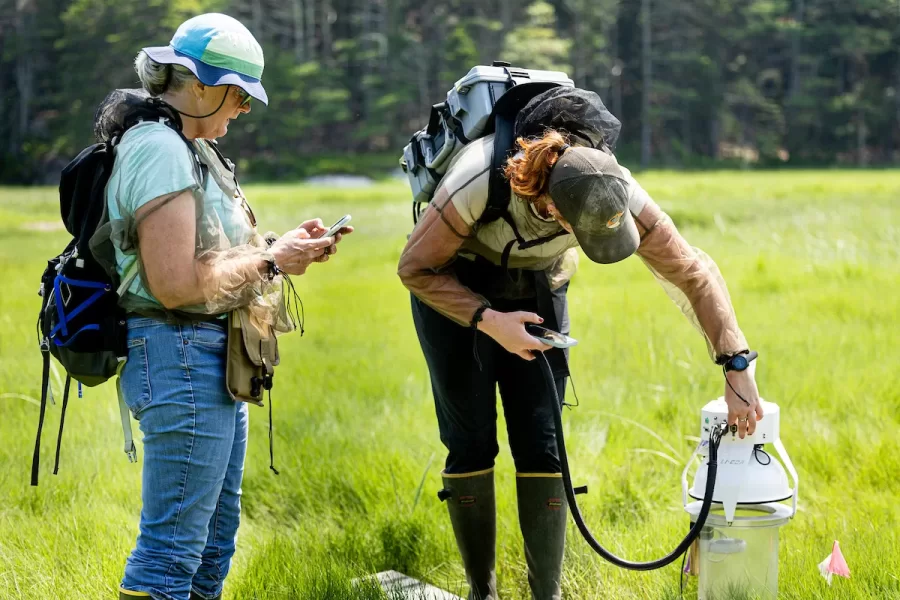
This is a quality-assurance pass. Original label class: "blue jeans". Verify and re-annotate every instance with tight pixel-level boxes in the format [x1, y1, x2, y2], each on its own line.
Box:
[119, 317, 248, 600]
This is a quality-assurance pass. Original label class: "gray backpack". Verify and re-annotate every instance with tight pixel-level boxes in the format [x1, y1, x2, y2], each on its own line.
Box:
[400, 62, 573, 225]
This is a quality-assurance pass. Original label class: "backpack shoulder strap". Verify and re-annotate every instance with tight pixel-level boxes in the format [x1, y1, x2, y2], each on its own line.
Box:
[477, 79, 565, 226]
[165, 122, 206, 188]
[204, 139, 258, 227]
[206, 139, 237, 178]
[496, 210, 569, 270]
[118, 99, 207, 188]
[479, 113, 516, 226]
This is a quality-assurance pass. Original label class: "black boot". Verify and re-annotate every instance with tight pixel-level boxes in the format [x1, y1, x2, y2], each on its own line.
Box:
[441, 469, 498, 600]
[516, 474, 567, 600]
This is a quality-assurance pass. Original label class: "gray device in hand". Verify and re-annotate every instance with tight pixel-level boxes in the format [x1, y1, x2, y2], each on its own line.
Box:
[525, 324, 578, 349]
[323, 214, 351, 238]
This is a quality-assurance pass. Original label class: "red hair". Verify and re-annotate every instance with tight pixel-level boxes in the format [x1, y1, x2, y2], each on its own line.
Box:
[503, 130, 569, 204]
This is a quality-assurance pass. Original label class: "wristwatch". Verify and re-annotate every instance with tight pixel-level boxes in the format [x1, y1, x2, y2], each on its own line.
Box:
[719, 350, 759, 372]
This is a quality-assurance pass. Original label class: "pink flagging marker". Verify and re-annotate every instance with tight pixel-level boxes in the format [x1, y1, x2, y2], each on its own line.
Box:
[818, 540, 851, 585]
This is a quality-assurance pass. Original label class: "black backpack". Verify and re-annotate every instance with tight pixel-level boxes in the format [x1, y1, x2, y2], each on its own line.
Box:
[33, 90, 200, 486]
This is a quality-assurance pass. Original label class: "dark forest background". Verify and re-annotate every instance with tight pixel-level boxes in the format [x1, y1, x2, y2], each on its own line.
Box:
[3, 0, 900, 183]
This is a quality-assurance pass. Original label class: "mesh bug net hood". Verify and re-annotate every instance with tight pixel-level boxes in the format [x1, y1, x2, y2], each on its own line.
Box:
[94, 88, 184, 144]
[515, 87, 621, 151]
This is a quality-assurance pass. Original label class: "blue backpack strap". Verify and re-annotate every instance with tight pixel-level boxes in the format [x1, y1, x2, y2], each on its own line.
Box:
[49, 275, 109, 343]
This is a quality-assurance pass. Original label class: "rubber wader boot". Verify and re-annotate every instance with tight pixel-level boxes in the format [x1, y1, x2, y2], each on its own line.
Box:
[516, 474, 567, 600]
[439, 469, 498, 600]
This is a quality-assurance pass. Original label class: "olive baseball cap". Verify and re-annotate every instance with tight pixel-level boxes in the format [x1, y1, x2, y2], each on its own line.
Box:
[548, 147, 639, 264]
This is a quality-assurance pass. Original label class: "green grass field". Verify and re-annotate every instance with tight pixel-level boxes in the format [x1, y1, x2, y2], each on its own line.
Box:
[1, 172, 898, 600]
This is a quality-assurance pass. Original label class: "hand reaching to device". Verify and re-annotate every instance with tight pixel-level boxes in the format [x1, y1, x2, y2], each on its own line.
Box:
[297, 218, 328, 238]
[477, 309, 550, 361]
[723, 368, 763, 439]
[317, 215, 354, 259]
[269, 225, 333, 275]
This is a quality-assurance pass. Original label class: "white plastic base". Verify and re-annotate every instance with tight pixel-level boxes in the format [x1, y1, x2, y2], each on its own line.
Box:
[683, 398, 799, 523]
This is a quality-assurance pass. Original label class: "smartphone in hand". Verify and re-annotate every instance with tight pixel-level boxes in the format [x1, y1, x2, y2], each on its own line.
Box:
[322, 214, 352, 238]
[525, 324, 578, 349]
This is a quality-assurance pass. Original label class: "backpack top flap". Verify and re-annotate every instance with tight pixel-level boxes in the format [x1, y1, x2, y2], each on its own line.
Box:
[59, 89, 178, 241]
[59, 143, 110, 241]
[515, 87, 621, 151]
[486, 80, 564, 133]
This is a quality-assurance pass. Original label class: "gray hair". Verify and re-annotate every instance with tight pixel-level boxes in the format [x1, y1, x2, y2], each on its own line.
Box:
[134, 50, 197, 96]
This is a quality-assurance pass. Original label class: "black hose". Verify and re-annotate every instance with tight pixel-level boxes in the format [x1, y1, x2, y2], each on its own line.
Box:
[537, 352, 726, 571]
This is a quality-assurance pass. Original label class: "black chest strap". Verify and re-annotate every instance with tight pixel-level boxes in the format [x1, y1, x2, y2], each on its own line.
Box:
[498, 211, 570, 270]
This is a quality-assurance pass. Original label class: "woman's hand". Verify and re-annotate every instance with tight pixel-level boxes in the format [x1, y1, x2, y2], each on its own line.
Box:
[723, 368, 764, 439]
[321, 226, 354, 258]
[297, 218, 354, 260]
[297, 218, 328, 239]
[269, 226, 333, 275]
[477, 309, 550, 361]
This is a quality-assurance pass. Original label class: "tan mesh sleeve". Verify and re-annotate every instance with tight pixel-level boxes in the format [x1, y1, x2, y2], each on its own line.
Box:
[634, 199, 748, 361]
[193, 242, 274, 314]
[398, 183, 490, 327]
[621, 164, 651, 217]
[129, 188, 289, 330]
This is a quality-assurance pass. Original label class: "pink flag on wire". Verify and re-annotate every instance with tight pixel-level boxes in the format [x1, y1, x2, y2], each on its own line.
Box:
[818, 541, 851, 585]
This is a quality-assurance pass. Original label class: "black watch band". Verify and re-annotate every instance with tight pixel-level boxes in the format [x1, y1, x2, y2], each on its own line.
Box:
[722, 351, 758, 372]
[470, 305, 489, 329]
[715, 349, 750, 366]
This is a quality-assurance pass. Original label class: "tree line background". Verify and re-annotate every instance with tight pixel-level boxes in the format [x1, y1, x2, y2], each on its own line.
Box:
[2, 0, 900, 184]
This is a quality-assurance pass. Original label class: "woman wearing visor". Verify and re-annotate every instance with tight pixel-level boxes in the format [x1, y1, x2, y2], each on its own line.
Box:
[397, 88, 761, 600]
[112, 13, 348, 600]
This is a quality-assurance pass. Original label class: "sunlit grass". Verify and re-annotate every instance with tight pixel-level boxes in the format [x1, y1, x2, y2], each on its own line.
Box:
[1, 171, 898, 599]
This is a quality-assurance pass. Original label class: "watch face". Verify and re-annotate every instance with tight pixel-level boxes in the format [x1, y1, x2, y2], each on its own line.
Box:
[732, 355, 748, 370]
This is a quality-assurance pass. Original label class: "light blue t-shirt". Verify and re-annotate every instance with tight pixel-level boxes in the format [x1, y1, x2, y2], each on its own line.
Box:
[106, 122, 254, 306]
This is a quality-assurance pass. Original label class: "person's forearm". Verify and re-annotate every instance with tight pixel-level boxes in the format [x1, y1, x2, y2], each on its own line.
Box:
[679, 261, 748, 358]
[397, 189, 489, 327]
[637, 211, 747, 359]
[159, 249, 271, 312]
[398, 262, 489, 327]
[137, 190, 276, 313]
[196, 249, 272, 311]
